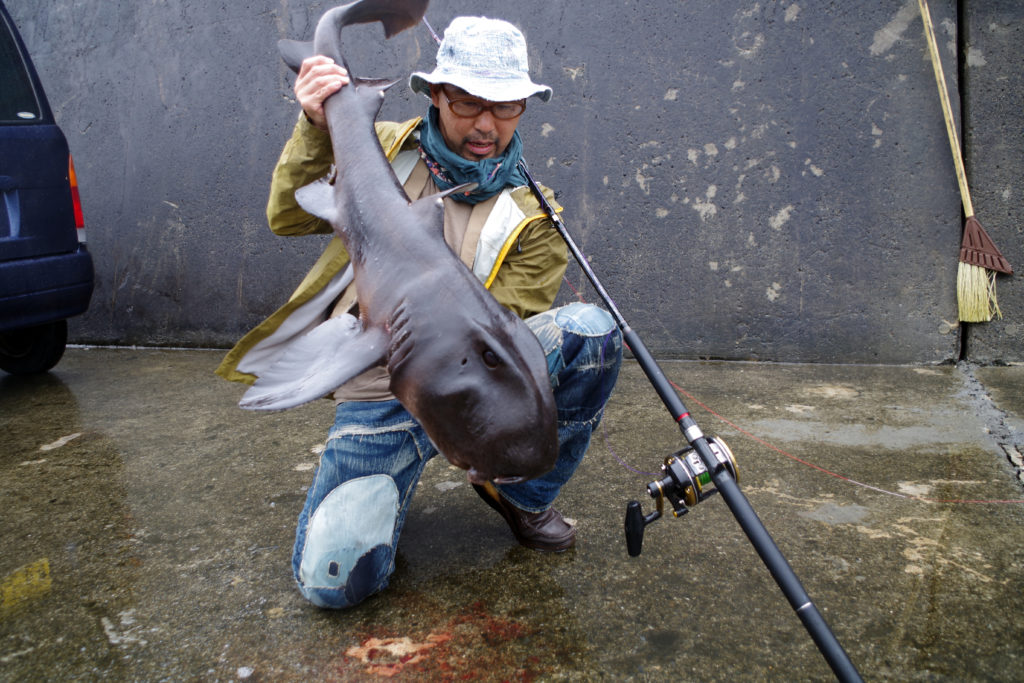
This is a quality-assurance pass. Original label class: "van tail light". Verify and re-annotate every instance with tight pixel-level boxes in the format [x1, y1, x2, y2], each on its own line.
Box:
[68, 154, 86, 241]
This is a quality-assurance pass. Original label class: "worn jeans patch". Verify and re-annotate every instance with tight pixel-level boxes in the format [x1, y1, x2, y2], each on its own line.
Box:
[291, 303, 622, 607]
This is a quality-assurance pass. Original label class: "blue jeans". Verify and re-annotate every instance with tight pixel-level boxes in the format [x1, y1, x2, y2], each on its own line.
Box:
[291, 303, 622, 609]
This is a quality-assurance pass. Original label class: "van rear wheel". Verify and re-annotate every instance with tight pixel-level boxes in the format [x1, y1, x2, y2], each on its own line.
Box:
[0, 320, 68, 374]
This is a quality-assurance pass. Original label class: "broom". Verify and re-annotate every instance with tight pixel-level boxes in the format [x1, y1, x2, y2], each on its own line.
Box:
[918, 0, 1013, 322]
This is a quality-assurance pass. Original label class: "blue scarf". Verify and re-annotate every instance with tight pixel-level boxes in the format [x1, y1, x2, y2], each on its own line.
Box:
[418, 106, 528, 205]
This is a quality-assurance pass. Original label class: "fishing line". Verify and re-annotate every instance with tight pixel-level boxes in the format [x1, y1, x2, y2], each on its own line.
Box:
[421, 10, 1020, 512]
[668, 380, 1024, 505]
[560, 267, 1024, 504]
[415, 17, 860, 677]
[599, 365, 1024, 506]
[422, 16, 442, 44]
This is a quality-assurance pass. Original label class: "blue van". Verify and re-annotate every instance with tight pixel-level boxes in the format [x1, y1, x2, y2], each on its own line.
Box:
[0, 1, 94, 374]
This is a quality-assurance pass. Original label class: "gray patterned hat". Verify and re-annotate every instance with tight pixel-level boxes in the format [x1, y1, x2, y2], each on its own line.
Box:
[410, 17, 552, 103]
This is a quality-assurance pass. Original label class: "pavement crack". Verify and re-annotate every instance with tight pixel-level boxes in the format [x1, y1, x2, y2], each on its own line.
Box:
[956, 361, 1024, 487]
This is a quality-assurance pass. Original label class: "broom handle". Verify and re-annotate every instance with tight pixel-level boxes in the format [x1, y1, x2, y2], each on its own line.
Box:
[918, 0, 974, 217]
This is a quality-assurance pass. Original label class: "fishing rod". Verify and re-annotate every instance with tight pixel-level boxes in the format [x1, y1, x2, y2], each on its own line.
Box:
[419, 15, 861, 681]
[516, 161, 862, 682]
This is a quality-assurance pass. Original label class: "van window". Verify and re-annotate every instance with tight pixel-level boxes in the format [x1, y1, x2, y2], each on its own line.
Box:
[0, 13, 41, 123]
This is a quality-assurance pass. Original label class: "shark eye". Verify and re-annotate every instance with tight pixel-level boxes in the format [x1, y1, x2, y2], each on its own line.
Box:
[482, 349, 501, 368]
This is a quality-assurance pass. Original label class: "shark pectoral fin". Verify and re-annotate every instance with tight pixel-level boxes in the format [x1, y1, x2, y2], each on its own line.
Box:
[295, 177, 340, 224]
[240, 315, 388, 411]
[278, 39, 315, 73]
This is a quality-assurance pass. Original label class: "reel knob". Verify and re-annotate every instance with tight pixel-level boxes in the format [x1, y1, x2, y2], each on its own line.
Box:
[625, 500, 663, 556]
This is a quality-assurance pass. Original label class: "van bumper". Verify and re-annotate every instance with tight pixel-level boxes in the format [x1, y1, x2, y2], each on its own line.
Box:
[0, 244, 94, 331]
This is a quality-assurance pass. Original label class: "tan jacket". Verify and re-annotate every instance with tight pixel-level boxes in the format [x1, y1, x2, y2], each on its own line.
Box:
[216, 115, 567, 385]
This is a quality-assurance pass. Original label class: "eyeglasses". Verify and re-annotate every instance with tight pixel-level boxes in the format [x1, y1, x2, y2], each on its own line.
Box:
[441, 88, 526, 120]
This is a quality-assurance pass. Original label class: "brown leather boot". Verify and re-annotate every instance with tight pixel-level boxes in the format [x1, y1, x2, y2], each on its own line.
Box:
[473, 482, 576, 552]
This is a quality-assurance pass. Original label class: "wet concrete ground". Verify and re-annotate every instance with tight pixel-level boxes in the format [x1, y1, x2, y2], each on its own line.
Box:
[1, 348, 1023, 681]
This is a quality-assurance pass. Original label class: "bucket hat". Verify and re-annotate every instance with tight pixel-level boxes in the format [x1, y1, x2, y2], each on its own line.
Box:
[410, 17, 552, 103]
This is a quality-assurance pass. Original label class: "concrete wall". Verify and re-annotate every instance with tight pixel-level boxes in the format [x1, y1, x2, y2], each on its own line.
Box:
[8, 0, 1019, 363]
[962, 1, 1023, 363]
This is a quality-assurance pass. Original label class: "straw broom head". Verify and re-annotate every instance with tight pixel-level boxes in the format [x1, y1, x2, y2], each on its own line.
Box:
[918, 0, 1014, 322]
[956, 216, 1012, 322]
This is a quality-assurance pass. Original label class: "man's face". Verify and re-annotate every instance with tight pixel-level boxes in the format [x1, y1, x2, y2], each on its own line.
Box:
[429, 84, 524, 161]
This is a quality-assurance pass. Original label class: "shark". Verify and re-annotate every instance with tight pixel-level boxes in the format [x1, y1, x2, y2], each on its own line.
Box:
[240, 0, 559, 485]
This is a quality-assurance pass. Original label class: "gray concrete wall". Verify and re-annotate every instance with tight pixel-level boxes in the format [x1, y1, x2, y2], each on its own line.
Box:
[8, 0, 1019, 363]
[962, 0, 1023, 363]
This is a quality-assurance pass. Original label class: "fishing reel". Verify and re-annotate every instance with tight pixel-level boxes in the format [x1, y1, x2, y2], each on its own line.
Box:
[625, 436, 738, 556]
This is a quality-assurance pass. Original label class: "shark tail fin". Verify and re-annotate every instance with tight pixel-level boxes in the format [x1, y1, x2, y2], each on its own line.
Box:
[277, 33, 395, 95]
[278, 39, 314, 73]
[278, 0, 428, 73]
[340, 0, 430, 39]
[378, 0, 431, 38]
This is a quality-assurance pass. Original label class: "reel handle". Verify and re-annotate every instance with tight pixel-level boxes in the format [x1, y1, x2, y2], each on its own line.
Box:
[624, 500, 663, 557]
